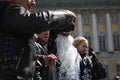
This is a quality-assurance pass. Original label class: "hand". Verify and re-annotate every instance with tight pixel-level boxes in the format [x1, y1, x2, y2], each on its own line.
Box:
[43, 54, 57, 67]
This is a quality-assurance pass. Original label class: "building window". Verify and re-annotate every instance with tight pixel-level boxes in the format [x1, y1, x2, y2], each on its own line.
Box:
[99, 32, 106, 51]
[83, 13, 90, 25]
[84, 32, 91, 47]
[97, 12, 104, 24]
[113, 32, 120, 50]
[111, 12, 118, 24]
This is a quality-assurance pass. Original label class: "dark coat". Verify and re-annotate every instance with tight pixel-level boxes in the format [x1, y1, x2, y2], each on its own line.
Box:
[34, 41, 49, 80]
[83, 48, 107, 80]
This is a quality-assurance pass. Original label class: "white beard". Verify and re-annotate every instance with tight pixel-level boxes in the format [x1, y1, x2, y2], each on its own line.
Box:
[56, 34, 78, 80]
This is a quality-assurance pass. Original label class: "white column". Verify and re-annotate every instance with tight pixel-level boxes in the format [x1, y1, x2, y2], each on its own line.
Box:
[106, 12, 113, 52]
[91, 12, 99, 52]
[77, 13, 83, 36]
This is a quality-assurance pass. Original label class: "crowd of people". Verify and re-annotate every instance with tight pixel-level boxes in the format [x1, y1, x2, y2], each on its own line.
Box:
[0, 0, 107, 80]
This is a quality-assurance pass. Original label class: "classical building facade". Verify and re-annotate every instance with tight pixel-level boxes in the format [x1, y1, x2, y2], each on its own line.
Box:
[33, 0, 120, 79]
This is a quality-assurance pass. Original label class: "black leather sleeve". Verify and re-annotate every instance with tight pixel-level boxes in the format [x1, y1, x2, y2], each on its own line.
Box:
[0, 1, 76, 33]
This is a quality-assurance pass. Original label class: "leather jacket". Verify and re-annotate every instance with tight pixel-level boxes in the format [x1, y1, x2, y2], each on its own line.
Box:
[34, 41, 49, 80]
[0, 1, 76, 79]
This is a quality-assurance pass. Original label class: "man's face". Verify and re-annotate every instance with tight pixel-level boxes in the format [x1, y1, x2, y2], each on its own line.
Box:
[16, 0, 36, 10]
[37, 31, 50, 43]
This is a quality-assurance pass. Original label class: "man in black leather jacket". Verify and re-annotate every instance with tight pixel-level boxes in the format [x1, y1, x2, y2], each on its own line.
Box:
[0, 0, 76, 80]
[34, 31, 53, 80]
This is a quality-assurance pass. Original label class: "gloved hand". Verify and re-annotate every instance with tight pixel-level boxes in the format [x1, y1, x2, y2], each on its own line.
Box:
[88, 48, 97, 59]
[48, 10, 76, 32]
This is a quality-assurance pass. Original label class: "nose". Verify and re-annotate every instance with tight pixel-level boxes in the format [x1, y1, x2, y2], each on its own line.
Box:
[83, 47, 88, 52]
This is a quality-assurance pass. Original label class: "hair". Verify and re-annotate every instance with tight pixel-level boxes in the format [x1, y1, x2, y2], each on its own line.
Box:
[73, 36, 88, 48]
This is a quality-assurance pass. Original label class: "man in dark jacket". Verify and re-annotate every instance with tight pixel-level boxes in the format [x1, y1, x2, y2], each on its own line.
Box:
[0, 0, 76, 80]
[34, 31, 51, 80]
